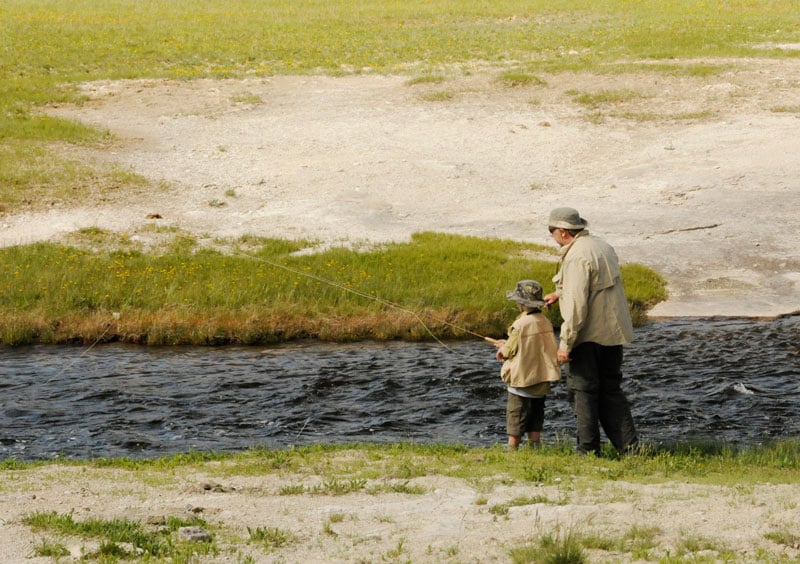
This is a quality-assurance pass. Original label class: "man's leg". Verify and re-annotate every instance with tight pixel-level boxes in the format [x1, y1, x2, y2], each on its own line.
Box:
[596, 345, 639, 452]
[567, 343, 601, 454]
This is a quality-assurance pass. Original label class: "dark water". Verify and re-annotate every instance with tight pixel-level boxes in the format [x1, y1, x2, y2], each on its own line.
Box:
[1, 316, 798, 461]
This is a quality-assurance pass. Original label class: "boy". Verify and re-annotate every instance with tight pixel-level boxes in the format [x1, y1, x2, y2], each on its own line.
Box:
[489, 280, 561, 449]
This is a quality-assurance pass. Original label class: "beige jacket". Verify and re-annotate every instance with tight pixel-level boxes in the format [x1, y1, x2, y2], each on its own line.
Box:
[552, 230, 634, 353]
[499, 312, 561, 389]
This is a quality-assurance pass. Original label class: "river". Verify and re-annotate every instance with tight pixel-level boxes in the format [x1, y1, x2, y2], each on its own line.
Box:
[1, 316, 797, 460]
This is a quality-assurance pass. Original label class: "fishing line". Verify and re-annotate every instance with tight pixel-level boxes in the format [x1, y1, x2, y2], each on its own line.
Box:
[236, 250, 492, 353]
[40, 322, 113, 385]
[40, 247, 155, 385]
[42, 245, 490, 388]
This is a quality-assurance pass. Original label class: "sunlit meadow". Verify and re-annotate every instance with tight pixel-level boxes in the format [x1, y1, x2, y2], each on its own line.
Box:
[0, 231, 667, 344]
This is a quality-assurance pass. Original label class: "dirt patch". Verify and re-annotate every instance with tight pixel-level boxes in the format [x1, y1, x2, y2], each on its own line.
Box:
[5, 59, 800, 317]
[2, 463, 799, 562]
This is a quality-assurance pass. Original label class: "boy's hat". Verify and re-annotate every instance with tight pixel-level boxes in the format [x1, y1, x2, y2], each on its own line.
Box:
[506, 280, 546, 308]
[548, 207, 588, 230]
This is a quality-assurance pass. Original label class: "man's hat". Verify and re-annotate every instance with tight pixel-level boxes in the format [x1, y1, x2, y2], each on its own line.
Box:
[548, 207, 588, 230]
[506, 280, 546, 308]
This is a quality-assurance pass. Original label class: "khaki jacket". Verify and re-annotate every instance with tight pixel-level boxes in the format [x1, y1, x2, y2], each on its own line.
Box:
[499, 312, 561, 389]
[552, 231, 634, 352]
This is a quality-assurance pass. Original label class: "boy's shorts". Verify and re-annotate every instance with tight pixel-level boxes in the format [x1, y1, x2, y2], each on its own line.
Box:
[506, 393, 545, 437]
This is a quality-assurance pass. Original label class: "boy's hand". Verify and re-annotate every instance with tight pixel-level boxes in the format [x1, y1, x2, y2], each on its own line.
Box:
[484, 336, 504, 347]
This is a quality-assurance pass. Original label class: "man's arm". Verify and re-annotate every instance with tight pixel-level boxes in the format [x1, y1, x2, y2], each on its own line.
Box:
[557, 257, 591, 356]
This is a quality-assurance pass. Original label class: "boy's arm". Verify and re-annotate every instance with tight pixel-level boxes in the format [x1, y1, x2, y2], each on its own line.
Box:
[497, 330, 519, 361]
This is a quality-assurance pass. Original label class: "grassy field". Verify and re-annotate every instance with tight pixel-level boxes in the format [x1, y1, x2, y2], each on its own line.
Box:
[0, 231, 667, 345]
[2, 0, 798, 343]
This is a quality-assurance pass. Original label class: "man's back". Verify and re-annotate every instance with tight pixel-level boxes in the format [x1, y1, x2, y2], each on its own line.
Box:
[558, 231, 634, 348]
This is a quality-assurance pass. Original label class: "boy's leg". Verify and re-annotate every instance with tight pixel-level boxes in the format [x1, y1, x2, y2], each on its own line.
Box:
[506, 392, 524, 449]
[525, 431, 541, 446]
[526, 397, 545, 447]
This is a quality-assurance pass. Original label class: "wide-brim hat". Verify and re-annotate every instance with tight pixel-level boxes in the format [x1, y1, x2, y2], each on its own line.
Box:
[506, 280, 546, 308]
[548, 207, 588, 230]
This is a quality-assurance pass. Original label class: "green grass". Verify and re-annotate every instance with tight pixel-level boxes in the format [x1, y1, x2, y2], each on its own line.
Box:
[42, 439, 800, 485]
[247, 526, 297, 551]
[510, 528, 587, 563]
[419, 89, 455, 102]
[0, 138, 153, 214]
[569, 87, 650, 108]
[0, 231, 667, 344]
[22, 511, 212, 560]
[497, 70, 548, 88]
[2, 1, 800, 211]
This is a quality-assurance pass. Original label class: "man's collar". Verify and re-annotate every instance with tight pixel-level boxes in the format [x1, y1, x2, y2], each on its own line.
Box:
[559, 230, 588, 257]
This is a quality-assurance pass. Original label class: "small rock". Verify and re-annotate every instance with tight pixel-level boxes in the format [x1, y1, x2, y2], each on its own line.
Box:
[178, 526, 212, 543]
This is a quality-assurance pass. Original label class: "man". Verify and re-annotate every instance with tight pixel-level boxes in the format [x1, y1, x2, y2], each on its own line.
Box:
[543, 207, 639, 455]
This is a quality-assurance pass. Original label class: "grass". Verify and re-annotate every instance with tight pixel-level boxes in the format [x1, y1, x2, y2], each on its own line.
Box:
[568, 87, 649, 108]
[511, 528, 586, 563]
[0, 138, 154, 214]
[40, 439, 800, 488]
[419, 89, 455, 102]
[23, 511, 213, 560]
[497, 70, 548, 88]
[0, 231, 666, 345]
[247, 526, 296, 551]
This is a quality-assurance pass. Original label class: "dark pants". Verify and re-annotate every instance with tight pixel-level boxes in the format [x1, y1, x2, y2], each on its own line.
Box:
[567, 342, 638, 455]
[506, 393, 545, 437]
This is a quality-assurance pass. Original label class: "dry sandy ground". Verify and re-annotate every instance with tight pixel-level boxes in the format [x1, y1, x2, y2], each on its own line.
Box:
[2, 460, 799, 563]
[2, 60, 800, 562]
[4, 58, 799, 318]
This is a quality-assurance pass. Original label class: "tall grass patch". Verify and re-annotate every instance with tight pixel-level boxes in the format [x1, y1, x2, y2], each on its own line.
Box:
[0, 232, 667, 344]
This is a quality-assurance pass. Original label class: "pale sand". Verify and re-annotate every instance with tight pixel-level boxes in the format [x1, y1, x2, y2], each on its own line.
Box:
[2, 456, 799, 562]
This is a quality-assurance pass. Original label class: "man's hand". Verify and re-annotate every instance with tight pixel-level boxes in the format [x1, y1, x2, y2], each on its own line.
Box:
[543, 292, 559, 306]
[557, 349, 570, 364]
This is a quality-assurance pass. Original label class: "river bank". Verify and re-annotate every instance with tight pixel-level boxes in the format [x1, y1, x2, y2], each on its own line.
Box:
[3, 444, 800, 563]
[2, 60, 796, 320]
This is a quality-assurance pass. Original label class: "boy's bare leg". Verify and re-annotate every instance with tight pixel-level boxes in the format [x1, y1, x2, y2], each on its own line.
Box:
[527, 431, 541, 447]
[507, 435, 522, 449]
